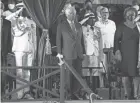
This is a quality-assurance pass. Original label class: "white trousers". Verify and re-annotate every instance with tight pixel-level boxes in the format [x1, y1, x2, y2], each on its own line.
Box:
[14, 52, 33, 98]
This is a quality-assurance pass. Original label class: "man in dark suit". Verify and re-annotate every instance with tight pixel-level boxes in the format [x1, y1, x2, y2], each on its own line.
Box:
[56, 4, 85, 99]
[1, 2, 12, 66]
[1, 1, 12, 96]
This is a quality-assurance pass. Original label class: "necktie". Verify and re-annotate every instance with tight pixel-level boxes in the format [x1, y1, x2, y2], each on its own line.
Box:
[70, 22, 76, 33]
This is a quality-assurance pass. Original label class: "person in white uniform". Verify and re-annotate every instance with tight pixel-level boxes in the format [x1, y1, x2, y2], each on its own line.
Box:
[80, 13, 103, 89]
[12, 9, 36, 99]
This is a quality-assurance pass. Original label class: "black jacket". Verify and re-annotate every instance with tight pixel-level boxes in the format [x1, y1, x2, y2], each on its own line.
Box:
[1, 19, 12, 58]
[56, 20, 85, 60]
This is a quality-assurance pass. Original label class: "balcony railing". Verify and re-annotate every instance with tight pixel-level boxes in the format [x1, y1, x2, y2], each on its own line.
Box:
[1, 66, 60, 102]
[1, 54, 103, 103]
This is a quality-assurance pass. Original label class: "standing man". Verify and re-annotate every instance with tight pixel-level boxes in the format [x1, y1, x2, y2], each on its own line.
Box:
[95, 7, 116, 87]
[56, 4, 85, 99]
[1, 1, 12, 96]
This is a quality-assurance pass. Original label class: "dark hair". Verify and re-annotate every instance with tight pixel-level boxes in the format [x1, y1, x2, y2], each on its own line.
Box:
[72, 2, 80, 13]
[132, 0, 139, 6]
[8, 0, 17, 4]
[21, 8, 31, 19]
[124, 7, 138, 19]
[85, 0, 93, 11]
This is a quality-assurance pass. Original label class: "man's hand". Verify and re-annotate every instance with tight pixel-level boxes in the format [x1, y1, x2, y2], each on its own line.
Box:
[137, 61, 140, 68]
[115, 50, 122, 62]
[56, 53, 64, 66]
[56, 53, 63, 59]
[83, 54, 86, 56]
[137, 61, 140, 75]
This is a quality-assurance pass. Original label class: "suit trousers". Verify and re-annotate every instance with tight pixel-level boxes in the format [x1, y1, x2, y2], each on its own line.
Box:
[1, 55, 7, 95]
[64, 57, 82, 96]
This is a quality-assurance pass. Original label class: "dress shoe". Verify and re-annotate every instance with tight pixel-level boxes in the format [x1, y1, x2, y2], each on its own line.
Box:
[72, 93, 83, 100]
[124, 95, 129, 100]
[82, 92, 90, 100]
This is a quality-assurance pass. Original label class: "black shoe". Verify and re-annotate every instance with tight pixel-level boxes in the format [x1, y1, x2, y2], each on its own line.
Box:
[133, 96, 139, 100]
[82, 92, 90, 100]
[22, 91, 34, 99]
[124, 95, 128, 100]
[66, 94, 72, 100]
[72, 93, 83, 100]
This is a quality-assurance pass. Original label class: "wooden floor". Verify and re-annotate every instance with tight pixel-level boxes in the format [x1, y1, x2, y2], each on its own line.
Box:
[2, 100, 140, 103]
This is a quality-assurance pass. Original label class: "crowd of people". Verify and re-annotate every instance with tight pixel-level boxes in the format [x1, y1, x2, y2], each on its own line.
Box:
[56, 0, 140, 100]
[1, 0, 140, 101]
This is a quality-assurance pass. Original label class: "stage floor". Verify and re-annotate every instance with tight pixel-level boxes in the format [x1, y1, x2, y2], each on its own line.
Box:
[2, 100, 140, 103]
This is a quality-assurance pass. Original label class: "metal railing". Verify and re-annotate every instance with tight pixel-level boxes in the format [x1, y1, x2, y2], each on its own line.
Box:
[1, 66, 60, 102]
[1, 59, 103, 103]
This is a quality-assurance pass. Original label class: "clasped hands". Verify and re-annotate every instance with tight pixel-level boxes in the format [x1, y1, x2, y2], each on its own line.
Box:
[114, 50, 122, 62]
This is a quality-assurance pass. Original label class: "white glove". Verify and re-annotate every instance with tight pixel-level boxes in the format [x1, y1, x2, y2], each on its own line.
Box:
[56, 53, 63, 59]
[6, 8, 23, 20]
[56, 53, 64, 66]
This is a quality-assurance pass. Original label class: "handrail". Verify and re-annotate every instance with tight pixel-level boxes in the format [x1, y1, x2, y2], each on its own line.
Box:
[2, 69, 60, 98]
[59, 59, 103, 103]
[1, 66, 60, 69]
[1, 66, 102, 69]
[82, 67, 103, 69]
[1, 63, 103, 102]
[2, 70, 60, 98]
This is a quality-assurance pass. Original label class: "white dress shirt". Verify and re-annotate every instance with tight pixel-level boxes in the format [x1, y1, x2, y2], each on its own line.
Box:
[95, 19, 116, 48]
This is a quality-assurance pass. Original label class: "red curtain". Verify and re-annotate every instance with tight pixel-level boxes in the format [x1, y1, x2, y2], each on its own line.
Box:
[22, 0, 66, 66]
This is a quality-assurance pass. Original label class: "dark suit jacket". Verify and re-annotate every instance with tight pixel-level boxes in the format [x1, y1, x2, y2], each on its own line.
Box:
[56, 20, 85, 60]
[1, 19, 12, 58]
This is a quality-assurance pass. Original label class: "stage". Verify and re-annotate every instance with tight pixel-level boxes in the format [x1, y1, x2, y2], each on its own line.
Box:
[2, 100, 140, 103]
